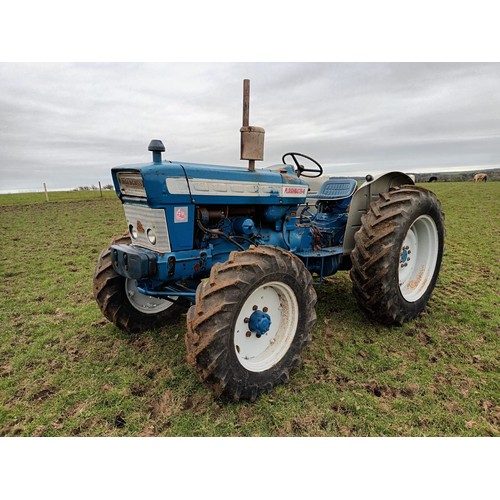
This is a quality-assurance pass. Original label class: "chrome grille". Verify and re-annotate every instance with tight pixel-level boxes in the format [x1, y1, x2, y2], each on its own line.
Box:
[123, 204, 171, 253]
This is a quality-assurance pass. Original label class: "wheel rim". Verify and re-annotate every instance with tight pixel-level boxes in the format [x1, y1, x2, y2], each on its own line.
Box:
[234, 281, 299, 372]
[399, 215, 439, 302]
[125, 279, 176, 314]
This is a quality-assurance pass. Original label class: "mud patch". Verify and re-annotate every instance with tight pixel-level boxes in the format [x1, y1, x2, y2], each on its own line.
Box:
[151, 390, 182, 418]
[480, 400, 500, 427]
[444, 401, 463, 414]
[114, 412, 126, 428]
[416, 331, 433, 345]
[182, 393, 211, 412]
[0, 424, 24, 437]
[331, 401, 355, 416]
[91, 318, 109, 328]
[363, 380, 420, 399]
[30, 386, 57, 402]
[0, 364, 13, 378]
[130, 382, 147, 397]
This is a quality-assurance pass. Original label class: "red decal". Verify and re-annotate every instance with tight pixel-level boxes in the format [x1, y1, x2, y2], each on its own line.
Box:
[283, 186, 307, 195]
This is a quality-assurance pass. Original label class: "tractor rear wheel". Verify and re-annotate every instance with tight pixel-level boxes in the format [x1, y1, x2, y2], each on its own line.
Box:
[350, 185, 445, 325]
[185, 246, 317, 402]
[93, 234, 186, 333]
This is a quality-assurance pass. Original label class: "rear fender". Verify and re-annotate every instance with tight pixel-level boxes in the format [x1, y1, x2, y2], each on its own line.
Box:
[343, 172, 415, 254]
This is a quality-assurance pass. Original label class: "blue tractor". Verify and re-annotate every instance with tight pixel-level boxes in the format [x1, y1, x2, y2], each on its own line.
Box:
[94, 81, 445, 401]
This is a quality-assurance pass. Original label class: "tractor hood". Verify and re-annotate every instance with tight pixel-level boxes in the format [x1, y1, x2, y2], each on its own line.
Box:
[111, 160, 310, 207]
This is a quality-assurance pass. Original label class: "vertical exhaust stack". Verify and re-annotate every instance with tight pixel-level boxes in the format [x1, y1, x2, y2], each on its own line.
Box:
[240, 79, 265, 172]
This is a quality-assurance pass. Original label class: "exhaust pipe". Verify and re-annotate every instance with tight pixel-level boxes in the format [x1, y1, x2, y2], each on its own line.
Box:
[148, 139, 165, 164]
[240, 79, 265, 172]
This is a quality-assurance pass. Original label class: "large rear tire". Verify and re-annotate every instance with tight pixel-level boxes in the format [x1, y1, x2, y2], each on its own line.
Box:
[350, 185, 445, 325]
[185, 246, 317, 402]
[93, 234, 186, 333]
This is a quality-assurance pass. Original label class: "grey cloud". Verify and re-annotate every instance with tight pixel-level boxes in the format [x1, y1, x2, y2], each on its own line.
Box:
[0, 62, 499, 191]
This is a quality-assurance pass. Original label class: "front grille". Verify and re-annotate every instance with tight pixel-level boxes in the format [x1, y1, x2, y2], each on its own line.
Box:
[123, 204, 171, 253]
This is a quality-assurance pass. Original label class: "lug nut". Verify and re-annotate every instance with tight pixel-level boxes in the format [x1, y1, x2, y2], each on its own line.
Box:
[263, 307, 268, 313]
[244, 317, 249, 323]
[246, 331, 251, 337]
[252, 305, 258, 311]
[256, 333, 261, 338]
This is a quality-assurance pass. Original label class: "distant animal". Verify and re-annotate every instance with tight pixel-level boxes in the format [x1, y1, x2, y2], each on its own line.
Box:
[473, 173, 487, 182]
[428, 176, 437, 183]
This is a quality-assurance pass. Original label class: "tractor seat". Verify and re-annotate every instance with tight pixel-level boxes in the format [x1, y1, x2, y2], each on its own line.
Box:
[308, 178, 357, 201]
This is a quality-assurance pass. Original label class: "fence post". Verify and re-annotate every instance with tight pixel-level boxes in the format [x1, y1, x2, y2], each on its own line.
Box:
[99, 181, 103, 198]
[43, 183, 49, 202]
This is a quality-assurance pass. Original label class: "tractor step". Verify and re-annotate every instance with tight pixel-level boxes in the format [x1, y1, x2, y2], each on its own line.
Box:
[295, 246, 344, 258]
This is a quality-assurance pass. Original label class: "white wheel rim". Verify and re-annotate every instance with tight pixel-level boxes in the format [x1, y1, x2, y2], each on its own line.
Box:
[125, 279, 176, 314]
[399, 215, 439, 302]
[234, 281, 299, 372]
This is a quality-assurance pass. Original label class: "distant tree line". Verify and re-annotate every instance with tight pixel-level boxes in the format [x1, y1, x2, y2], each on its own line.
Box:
[74, 184, 114, 191]
[346, 169, 500, 183]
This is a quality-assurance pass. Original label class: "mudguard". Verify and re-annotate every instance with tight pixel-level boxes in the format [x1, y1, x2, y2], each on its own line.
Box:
[343, 172, 415, 254]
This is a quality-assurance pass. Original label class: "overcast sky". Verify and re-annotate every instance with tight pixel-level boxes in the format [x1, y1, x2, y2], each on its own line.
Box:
[0, 62, 499, 191]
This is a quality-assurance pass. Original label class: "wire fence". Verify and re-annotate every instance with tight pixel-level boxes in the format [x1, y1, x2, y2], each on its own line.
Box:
[0, 182, 118, 206]
[0, 182, 115, 195]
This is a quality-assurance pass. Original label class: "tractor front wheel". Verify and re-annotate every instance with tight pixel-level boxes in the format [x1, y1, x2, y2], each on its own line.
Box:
[185, 246, 317, 402]
[350, 185, 445, 325]
[93, 234, 186, 333]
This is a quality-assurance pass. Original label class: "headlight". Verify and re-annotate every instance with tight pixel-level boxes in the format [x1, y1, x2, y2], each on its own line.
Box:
[129, 224, 138, 239]
[147, 228, 157, 245]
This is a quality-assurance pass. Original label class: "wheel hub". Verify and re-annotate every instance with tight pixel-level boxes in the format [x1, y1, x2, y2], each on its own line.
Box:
[248, 309, 272, 337]
[400, 245, 411, 266]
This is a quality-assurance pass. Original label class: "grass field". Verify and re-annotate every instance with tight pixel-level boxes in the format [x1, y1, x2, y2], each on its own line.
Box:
[0, 189, 116, 206]
[0, 183, 498, 436]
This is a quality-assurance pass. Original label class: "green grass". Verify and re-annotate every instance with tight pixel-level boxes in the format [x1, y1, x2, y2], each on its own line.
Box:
[0, 189, 116, 206]
[0, 183, 498, 436]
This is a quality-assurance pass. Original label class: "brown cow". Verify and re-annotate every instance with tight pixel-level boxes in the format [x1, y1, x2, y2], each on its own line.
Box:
[474, 173, 487, 182]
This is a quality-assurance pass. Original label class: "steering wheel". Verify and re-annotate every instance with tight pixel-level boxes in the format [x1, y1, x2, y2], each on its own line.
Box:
[281, 152, 323, 178]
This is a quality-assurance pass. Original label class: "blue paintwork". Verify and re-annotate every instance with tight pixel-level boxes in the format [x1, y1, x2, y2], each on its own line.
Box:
[112, 161, 307, 206]
[110, 155, 358, 302]
[309, 178, 357, 200]
[233, 217, 255, 235]
[401, 248, 408, 263]
[249, 310, 272, 336]
[165, 204, 194, 251]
